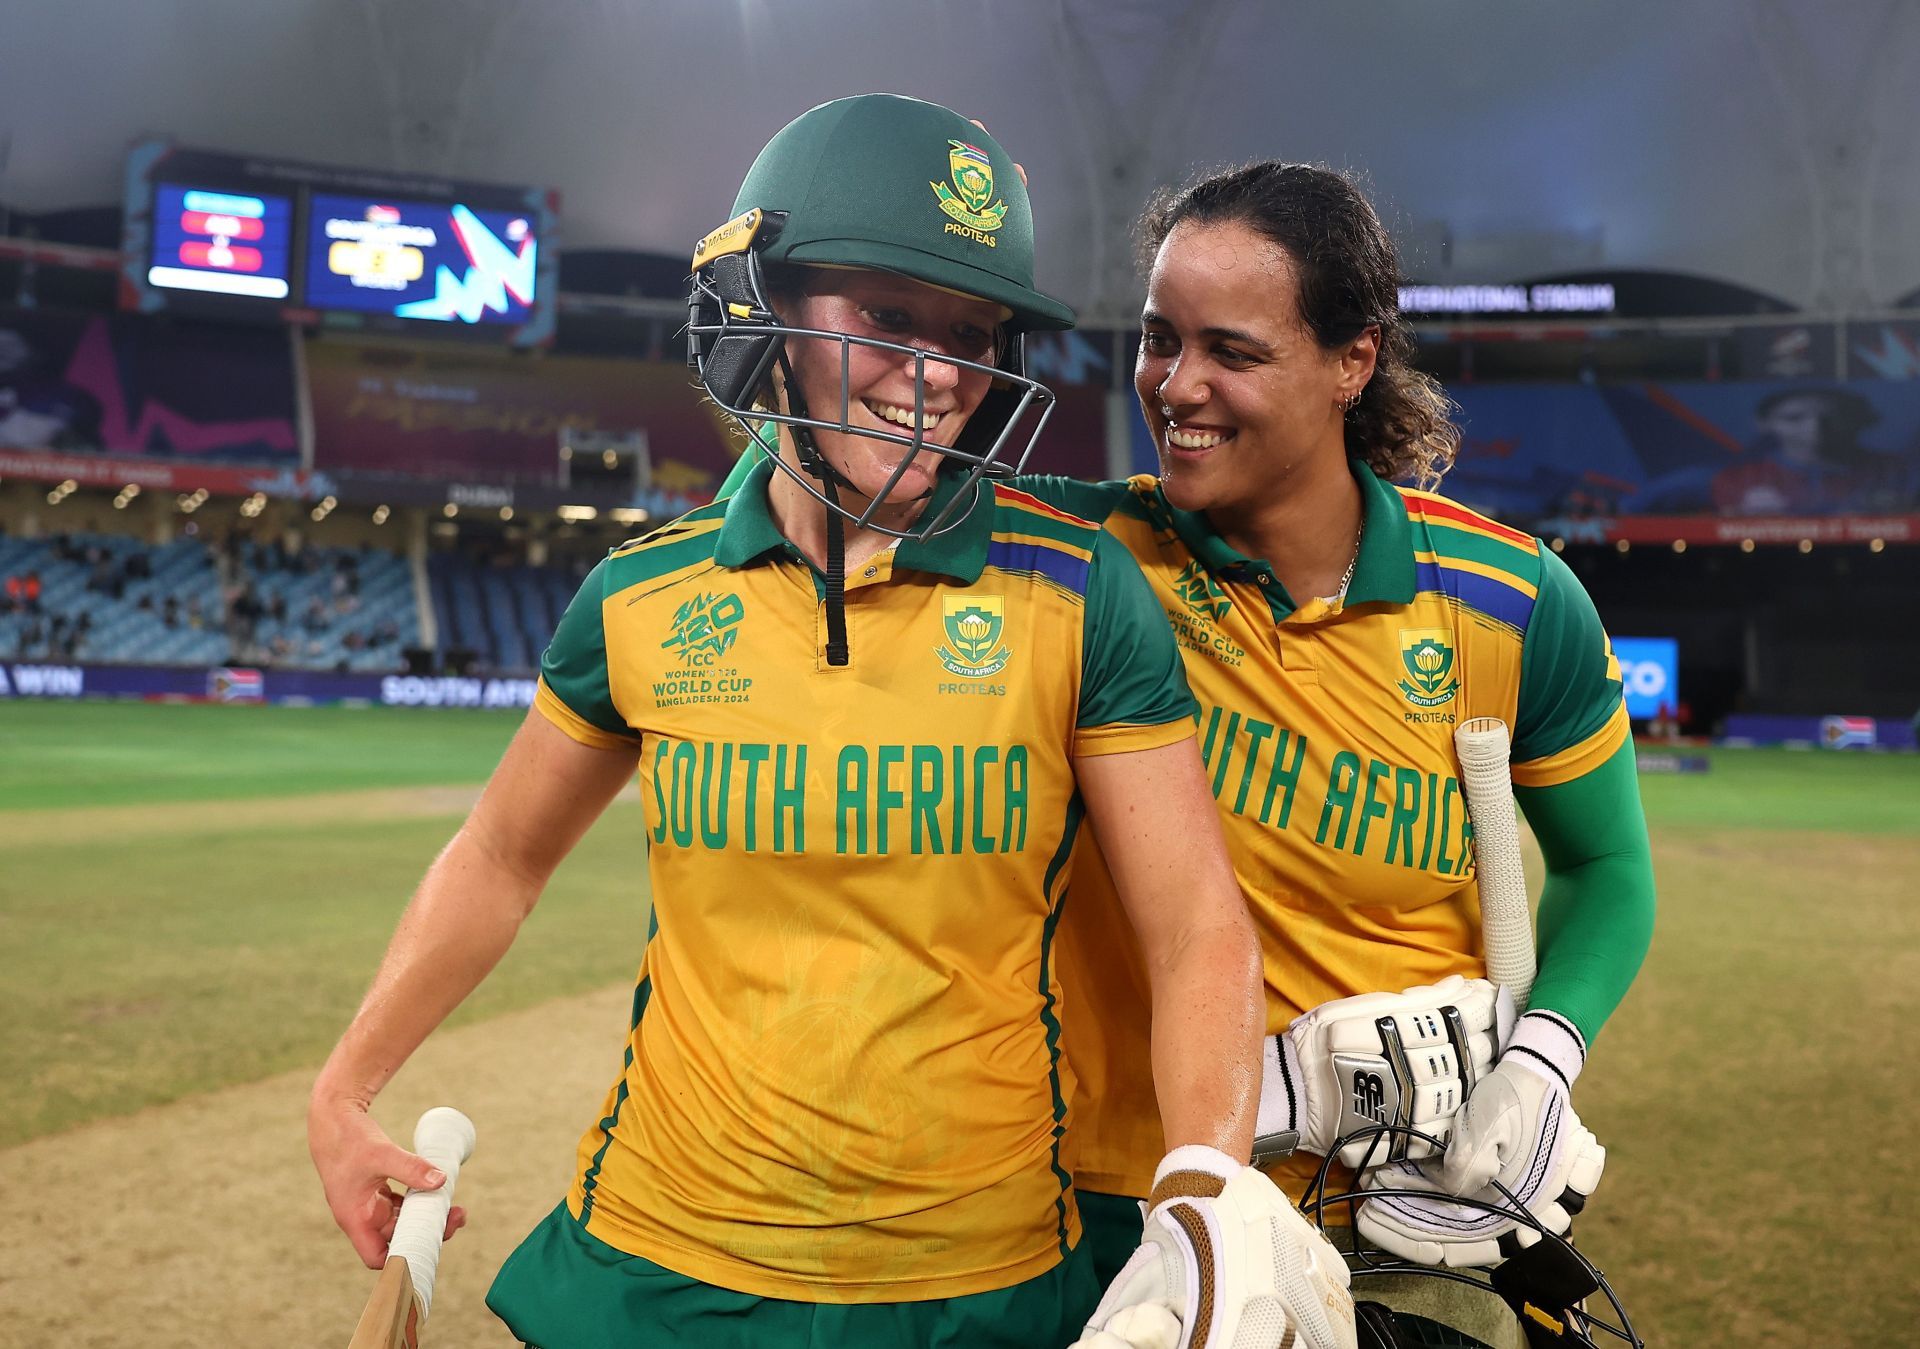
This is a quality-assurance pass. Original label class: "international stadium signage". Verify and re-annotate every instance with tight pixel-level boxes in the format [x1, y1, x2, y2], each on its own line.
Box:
[1399, 284, 1617, 316]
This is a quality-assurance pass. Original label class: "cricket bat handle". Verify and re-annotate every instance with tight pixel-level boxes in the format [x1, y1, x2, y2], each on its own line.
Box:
[1455, 717, 1536, 1012]
[386, 1107, 476, 1320]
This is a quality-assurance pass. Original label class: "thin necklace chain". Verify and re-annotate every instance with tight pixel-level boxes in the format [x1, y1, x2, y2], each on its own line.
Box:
[1334, 524, 1364, 599]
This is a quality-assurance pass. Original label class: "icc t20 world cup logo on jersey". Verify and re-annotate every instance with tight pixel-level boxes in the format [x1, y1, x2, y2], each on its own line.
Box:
[1172, 560, 1232, 621]
[1397, 629, 1460, 708]
[662, 592, 744, 665]
[937, 594, 1011, 678]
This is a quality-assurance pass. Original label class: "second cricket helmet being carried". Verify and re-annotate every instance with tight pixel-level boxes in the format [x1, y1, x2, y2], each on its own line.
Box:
[687, 92, 1073, 540]
[1305, 1123, 1643, 1349]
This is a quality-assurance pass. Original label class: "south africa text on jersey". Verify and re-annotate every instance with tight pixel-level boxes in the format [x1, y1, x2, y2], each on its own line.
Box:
[646, 739, 1036, 856]
[1197, 701, 1478, 876]
[653, 671, 754, 707]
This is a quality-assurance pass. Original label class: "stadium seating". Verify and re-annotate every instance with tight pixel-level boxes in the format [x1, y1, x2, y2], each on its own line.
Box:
[0, 532, 426, 673]
[0, 533, 227, 666]
[227, 543, 419, 673]
[428, 552, 584, 674]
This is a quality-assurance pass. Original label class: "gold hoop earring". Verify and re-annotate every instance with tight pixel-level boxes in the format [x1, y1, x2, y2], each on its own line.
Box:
[1339, 390, 1362, 414]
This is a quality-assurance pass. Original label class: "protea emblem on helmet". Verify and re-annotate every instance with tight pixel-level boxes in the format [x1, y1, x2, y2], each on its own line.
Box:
[1397, 629, 1459, 708]
[938, 595, 1011, 677]
[932, 141, 1009, 240]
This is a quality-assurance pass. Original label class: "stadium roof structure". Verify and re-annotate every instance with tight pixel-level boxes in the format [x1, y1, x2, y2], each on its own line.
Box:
[1, 0, 1917, 325]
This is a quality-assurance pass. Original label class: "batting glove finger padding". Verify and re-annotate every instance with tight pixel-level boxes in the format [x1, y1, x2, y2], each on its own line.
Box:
[1354, 1011, 1605, 1269]
[1253, 976, 1514, 1171]
[1438, 1010, 1586, 1196]
[1072, 1146, 1359, 1349]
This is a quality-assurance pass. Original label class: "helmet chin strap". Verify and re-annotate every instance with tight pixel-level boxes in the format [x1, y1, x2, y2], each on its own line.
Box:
[776, 349, 851, 667]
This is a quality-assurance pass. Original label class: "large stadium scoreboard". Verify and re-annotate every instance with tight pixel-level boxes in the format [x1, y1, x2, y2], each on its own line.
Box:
[121, 140, 558, 346]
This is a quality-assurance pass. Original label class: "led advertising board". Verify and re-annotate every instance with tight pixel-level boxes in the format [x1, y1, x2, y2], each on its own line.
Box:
[304, 195, 537, 326]
[122, 140, 557, 345]
[147, 184, 295, 300]
[1612, 636, 1680, 720]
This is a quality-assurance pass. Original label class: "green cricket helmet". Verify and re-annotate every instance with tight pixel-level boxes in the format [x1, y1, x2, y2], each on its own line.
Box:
[688, 92, 1073, 542]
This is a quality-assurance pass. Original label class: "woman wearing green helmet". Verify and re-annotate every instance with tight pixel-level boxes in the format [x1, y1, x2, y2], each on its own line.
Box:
[309, 95, 1353, 1349]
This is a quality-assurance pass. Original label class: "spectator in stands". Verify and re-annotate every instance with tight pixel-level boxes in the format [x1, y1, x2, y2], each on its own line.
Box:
[229, 583, 262, 642]
[162, 595, 179, 629]
[23, 570, 42, 616]
[87, 553, 122, 599]
[303, 596, 329, 634]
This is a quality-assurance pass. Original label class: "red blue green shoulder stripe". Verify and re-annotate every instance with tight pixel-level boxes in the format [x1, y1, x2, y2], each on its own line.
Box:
[1397, 488, 1542, 634]
[986, 483, 1098, 597]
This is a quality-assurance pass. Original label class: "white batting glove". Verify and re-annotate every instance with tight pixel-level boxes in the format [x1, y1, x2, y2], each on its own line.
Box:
[1071, 1146, 1357, 1349]
[1355, 1010, 1605, 1268]
[1253, 976, 1513, 1171]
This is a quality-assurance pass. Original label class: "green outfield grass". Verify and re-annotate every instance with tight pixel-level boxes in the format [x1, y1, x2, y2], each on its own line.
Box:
[3, 703, 1917, 1344]
[0, 700, 526, 810]
[0, 700, 641, 1146]
[1633, 741, 1920, 834]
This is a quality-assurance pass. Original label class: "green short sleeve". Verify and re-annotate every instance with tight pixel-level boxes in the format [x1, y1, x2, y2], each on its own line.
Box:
[541, 557, 636, 740]
[1005, 474, 1132, 525]
[1513, 547, 1625, 765]
[1079, 529, 1197, 731]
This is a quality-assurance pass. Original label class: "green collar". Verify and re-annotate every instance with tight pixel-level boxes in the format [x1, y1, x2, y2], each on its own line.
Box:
[1154, 458, 1415, 618]
[712, 455, 994, 583]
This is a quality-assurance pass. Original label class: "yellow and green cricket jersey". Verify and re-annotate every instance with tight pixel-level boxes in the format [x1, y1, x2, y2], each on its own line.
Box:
[532, 457, 1195, 1302]
[1024, 464, 1630, 1200]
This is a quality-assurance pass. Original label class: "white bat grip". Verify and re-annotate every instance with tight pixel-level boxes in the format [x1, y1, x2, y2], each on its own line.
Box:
[1455, 717, 1535, 1013]
[386, 1107, 476, 1320]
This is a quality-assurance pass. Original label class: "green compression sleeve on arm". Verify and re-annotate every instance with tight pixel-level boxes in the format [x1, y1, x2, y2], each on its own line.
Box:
[1513, 738, 1656, 1044]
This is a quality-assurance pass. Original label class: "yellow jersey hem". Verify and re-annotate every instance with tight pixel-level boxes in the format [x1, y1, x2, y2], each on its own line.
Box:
[535, 677, 635, 750]
[1512, 704, 1630, 788]
[1072, 717, 1194, 758]
[1071, 1167, 1151, 1201]
[579, 1213, 1075, 1303]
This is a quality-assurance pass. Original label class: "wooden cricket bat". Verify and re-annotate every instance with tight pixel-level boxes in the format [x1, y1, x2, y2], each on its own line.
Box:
[347, 1107, 477, 1349]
